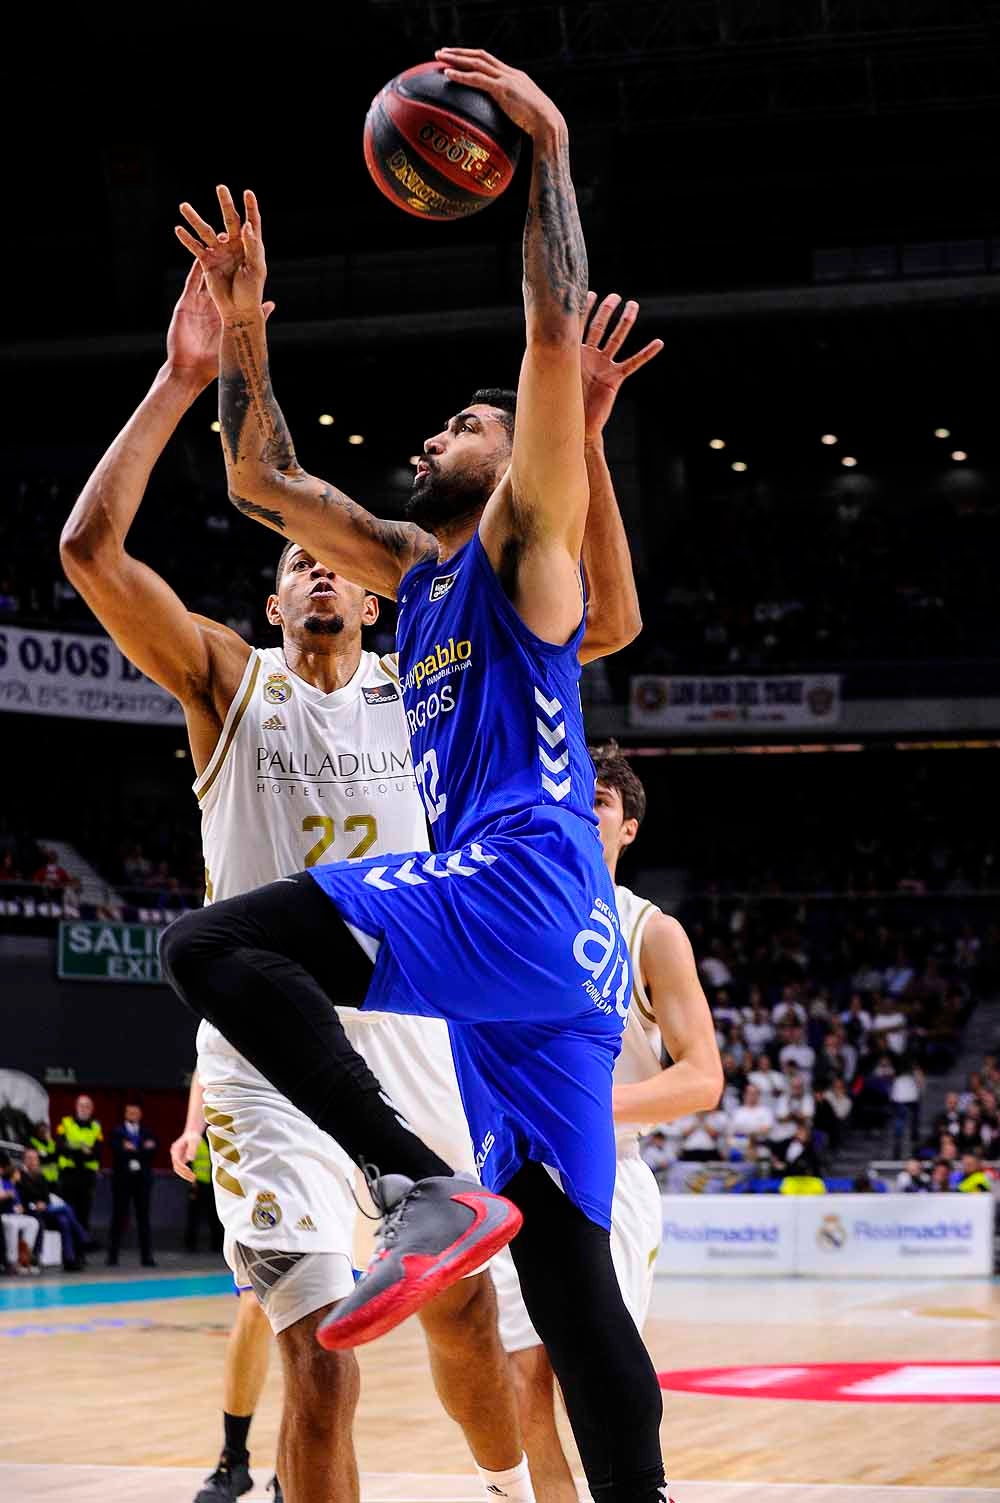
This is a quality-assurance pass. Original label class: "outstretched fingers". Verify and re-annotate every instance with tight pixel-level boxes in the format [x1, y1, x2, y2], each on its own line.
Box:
[175, 223, 209, 262]
[601, 299, 639, 359]
[216, 184, 243, 241]
[179, 200, 222, 247]
[619, 338, 665, 377]
[584, 292, 622, 348]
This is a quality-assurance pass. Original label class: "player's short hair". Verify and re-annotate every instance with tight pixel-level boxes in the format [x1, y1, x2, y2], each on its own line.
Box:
[467, 388, 516, 441]
[275, 540, 297, 594]
[590, 739, 647, 826]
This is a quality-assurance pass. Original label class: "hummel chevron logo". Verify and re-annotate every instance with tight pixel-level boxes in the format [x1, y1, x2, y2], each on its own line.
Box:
[533, 688, 562, 718]
[295, 1215, 317, 1231]
[262, 715, 285, 731]
[541, 774, 572, 801]
[539, 747, 570, 774]
[536, 718, 567, 748]
[362, 847, 497, 892]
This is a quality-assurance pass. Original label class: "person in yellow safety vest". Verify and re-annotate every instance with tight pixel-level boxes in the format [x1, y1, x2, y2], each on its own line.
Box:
[184, 1131, 222, 1253]
[957, 1152, 992, 1193]
[56, 1095, 103, 1240]
[29, 1123, 60, 1186]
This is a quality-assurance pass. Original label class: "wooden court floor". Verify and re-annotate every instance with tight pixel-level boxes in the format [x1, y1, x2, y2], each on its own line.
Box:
[3, 1267, 998, 1501]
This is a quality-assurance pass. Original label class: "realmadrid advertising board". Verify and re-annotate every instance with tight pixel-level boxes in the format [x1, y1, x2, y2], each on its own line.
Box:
[655, 1196, 796, 1276]
[797, 1194, 994, 1278]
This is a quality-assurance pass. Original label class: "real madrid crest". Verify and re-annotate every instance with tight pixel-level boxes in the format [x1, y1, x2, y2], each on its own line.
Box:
[264, 672, 292, 705]
[252, 1190, 283, 1231]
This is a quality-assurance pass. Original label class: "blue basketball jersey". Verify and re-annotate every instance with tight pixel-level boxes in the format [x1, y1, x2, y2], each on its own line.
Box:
[397, 531, 598, 849]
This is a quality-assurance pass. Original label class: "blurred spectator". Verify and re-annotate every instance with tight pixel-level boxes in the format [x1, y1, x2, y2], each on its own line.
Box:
[0, 1157, 40, 1275]
[15, 1148, 86, 1271]
[28, 1121, 59, 1185]
[852, 1168, 887, 1193]
[870, 995, 908, 1055]
[956, 1153, 992, 1193]
[56, 1095, 103, 1243]
[31, 848, 72, 889]
[640, 1130, 674, 1187]
[895, 1157, 931, 1193]
[890, 1055, 925, 1158]
[814, 1078, 853, 1153]
[678, 1112, 727, 1162]
[932, 1092, 962, 1140]
[840, 994, 873, 1047]
[928, 1161, 953, 1192]
[778, 1024, 816, 1082]
[771, 1075, 815, 1144]
[780, 1124, 823, 1178]
[699, 941, 732, 993]
[107, 1101, 158, 1267]
[772, 985, 807, 1028]
[742, 1001, 775, 1056]
[747, 1052, 786, 1104]
[728, 1085, 775, 1157]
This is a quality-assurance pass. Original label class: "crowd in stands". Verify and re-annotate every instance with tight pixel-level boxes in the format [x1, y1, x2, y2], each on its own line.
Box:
[638, 901, 997, 1193]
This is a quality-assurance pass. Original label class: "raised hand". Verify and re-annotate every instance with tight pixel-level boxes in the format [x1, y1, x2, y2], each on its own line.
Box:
[175, 186, 268, 324]
[436, 47, 564, 137]
[165, 260, 223, 389]
[581, 292, 664, 441]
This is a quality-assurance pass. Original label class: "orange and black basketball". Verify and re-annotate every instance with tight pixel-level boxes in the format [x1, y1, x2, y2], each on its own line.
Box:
[363, 62, 523, 221]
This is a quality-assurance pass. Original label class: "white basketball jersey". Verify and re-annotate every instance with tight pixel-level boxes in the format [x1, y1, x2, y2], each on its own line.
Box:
[195, 646, 430, 1065]
[614, 882, 665, 1151]
[197, 646, 426, 900]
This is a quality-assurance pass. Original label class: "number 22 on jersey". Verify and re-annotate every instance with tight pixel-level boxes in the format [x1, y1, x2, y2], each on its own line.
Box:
[302, 814, 378, 867]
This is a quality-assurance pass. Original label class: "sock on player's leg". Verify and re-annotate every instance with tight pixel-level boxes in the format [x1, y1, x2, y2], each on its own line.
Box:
[477, 1454, 536, 1503]
[222, 1412, 252, 1462]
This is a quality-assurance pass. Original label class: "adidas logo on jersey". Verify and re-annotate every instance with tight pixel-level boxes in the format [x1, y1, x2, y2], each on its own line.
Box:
[295, 1215, 317, 1231]
[262, 715, 285, 731]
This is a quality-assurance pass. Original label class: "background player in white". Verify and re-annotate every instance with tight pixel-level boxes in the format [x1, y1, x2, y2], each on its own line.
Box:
[61, 258, 660, 1503]
[502, 742, 723, 1503]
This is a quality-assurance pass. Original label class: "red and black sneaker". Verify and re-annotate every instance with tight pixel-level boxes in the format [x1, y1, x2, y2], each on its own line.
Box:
[316, 1172, 522, 1350]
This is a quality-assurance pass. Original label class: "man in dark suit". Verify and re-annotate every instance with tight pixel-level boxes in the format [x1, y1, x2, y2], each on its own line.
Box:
[107, 1100, 158, 1267]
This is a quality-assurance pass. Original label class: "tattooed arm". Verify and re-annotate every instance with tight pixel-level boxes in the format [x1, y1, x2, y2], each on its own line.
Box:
[438, 51, 590, 645]
[176, 187, 436, 600]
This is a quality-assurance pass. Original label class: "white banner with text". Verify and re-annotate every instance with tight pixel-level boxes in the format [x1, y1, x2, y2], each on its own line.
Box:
[0, 626, 183, 725]
[655, 1194, 994, 1277]
[630, 674, 842, 731]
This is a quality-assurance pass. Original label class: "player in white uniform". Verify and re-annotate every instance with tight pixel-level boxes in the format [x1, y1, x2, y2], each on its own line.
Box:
[61, 265, 660, 1503]
[503, 742, 723, 1503]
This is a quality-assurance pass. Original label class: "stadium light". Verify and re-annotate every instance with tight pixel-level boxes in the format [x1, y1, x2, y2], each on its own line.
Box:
[951, 450, 968, 462]
[821, 434, 838, 445]
[709, 439, 726, 450]
[841, 456, 858, 468]
[409, 455, 421, 465]
[933, 428, 950, 439]
[319, 414, 335, 426]
[731, 461, 748, 473]
[210, 420, 221, 433]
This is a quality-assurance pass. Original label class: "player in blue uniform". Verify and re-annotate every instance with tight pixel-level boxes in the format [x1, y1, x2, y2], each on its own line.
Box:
[165, 48, 670, 1503]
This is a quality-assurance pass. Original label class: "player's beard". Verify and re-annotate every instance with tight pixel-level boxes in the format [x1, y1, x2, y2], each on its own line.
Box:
[404, 459, 496, 531]
[303, 612, 345, 636]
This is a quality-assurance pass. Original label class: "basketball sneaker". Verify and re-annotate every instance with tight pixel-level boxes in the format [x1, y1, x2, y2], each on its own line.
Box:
[193, 1451, 253, 1502]
[316, 1172, 522, 1350]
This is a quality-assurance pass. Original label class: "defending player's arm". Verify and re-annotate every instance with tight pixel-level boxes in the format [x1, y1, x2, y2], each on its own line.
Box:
[438, 50, 590, 644]
[578, 292, 662, 663]
[613, 914, 724, 1124]
[176, 188, 436, 600]
[59, 264, 253, 766]
[169, 1071, 206, 1185]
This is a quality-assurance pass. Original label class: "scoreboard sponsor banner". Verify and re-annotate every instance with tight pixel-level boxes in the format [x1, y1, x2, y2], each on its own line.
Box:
[655, 1193, 994, 1277]
[629, 673, 842, 731]
[0, 626, 183, 725]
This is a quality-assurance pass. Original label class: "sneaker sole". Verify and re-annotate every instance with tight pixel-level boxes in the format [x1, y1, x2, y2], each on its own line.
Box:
[316, 1194, 522, 1350]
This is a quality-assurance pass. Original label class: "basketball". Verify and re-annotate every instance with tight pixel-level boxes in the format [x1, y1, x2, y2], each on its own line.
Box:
[363, 61, 523, 221]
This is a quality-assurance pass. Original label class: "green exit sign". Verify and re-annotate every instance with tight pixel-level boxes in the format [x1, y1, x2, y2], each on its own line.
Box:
[57, 921, 164, 983]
